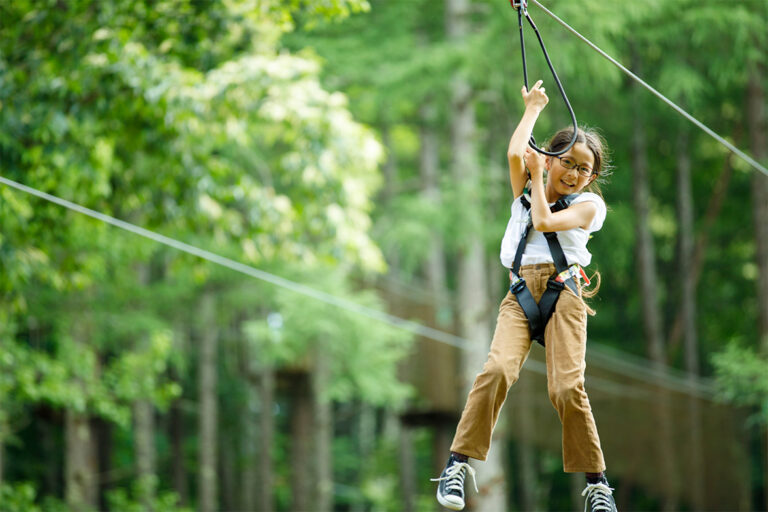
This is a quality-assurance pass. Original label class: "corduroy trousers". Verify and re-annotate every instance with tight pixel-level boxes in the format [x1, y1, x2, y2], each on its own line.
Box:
[450, 263, 606, 473]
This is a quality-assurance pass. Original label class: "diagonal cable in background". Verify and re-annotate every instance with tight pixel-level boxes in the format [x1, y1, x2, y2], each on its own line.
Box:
[0, 174, 717, 398]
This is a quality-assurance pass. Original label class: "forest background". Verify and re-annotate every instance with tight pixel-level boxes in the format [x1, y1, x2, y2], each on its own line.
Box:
[1, 0, 767, 511]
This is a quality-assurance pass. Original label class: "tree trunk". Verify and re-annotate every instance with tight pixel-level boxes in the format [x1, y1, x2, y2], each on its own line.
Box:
[240, 327, 257, 512]
[133, 264, 157, 509]
[290, 372, 313, 512]
[242, 325, 276, 512]
[218, 421, 236, 512]
[516, 375, 540, 511]
[420, 101, 449, 322]
[675, 129, 706, 510]
[240, 403, 256, 512]
[676, 129, 699, 375]
[351, 403, 376, 512]
[746, 63, 768, 512]
[398, 419, 417, 512]
[64, 320, 99, 511]
[747, 66, 768, 354]
[446, 0, 503, 508]
[629, 60, 678, 510]
[65, 409, 99, 510]
[313, 350, 333, 512]
[170, 323, 188, 507]
[667, 155, 733, 352]
[257, 366, 275, 512]
[419, 95, 461, 511]
[133, 399, 156, 510]
[169, 397, 187, 507]
[40, 414, 61, 497]
[95, 417, 112, 511]
[198, 292, 218, 512]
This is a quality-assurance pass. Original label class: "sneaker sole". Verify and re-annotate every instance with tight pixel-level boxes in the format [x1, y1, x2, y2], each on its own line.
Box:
[436, 489, 465, 511]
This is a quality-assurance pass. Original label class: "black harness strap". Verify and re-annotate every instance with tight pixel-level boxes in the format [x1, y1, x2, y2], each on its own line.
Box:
[510, 194, 579, 346]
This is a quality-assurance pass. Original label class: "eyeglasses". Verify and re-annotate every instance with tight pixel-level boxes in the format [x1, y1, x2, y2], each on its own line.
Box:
[556, 156, 594, 177]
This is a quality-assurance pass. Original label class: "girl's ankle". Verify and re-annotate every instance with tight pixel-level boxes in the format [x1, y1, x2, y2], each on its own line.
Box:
[450, 451, 469, 462]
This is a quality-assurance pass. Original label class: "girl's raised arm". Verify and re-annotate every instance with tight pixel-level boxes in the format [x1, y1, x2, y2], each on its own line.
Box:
[507, 80, 549, 199]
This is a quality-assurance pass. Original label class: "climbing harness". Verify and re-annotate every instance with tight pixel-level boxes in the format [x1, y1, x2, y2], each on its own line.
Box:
[510, 0, 578, 156]
[508, 193, 583, 346]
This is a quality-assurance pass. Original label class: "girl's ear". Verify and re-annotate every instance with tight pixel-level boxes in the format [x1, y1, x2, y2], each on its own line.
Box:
[545, 156, 551, 169]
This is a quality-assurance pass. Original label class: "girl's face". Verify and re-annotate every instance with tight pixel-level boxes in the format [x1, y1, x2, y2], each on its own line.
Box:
[545, 142, 597, 197]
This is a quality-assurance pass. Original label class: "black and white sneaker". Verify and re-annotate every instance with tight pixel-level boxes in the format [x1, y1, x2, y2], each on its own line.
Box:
[581, 477, 617, 512]
[430, 455, 478, 511]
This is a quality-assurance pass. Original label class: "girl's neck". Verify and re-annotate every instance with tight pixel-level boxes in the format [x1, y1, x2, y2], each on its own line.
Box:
[544, 182, 564, 203]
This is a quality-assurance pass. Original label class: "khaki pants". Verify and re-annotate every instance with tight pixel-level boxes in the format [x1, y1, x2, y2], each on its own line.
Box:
[450, 263, 606, 473]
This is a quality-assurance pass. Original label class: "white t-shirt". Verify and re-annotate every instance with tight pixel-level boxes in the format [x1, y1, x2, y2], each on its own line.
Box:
[499, 192, 606, 268]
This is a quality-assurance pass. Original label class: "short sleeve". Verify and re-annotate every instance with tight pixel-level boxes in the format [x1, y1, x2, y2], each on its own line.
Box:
[572, 192, 607, 233]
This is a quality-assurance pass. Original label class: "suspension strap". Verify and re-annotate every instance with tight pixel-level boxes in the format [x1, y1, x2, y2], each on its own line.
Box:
[510, 0, 578, 156]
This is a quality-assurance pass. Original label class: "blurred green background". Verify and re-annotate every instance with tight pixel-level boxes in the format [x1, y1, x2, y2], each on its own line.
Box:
[1, 0, 767, 510]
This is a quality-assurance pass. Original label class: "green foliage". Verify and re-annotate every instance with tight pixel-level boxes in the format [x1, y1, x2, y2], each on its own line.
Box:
[0, 482, 41, 512]
[0, 483, 69, 512]
[243, 264, 413, 407]
[1, 0, 401, 507]
[4, 325, 179, 428]
[106, 480, 190, 512]
[712, 343, 768, 425]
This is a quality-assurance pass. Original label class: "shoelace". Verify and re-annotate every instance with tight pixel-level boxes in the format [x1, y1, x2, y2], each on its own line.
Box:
[581, 482, 614, 512]
[431, 462, 479, 494]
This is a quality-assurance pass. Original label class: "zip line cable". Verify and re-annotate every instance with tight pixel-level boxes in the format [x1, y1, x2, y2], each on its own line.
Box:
[0, 174, 715, 397]
[0, 175, 467, 349]
[529, 0, 768, 177]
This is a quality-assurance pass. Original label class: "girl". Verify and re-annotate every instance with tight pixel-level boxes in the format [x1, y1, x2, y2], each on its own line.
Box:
[432, 80, 617, 512]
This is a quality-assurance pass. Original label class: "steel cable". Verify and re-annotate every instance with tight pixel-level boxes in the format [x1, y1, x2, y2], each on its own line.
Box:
[0, 174, 717, 396]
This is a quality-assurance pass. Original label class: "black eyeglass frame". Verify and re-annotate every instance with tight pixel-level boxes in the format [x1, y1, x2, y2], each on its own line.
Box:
[555, 156, 596, 178]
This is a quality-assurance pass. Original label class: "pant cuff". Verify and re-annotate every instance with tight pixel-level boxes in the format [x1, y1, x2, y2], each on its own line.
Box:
[563, 465, 607, 473]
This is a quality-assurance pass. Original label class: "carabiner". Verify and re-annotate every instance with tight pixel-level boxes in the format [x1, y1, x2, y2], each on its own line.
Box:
[513, 3, 578, 156]
[510, 0, 527, 13]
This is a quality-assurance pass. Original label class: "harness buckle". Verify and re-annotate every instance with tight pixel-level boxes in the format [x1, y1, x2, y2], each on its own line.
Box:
[509, 273, 527, 294]
[546, 277, 565, 292]
[554, 264, 582, 283]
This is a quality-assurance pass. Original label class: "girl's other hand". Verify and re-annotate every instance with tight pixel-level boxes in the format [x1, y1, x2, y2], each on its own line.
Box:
[524, 146, 546, 179]
[522, 80, 548, 112]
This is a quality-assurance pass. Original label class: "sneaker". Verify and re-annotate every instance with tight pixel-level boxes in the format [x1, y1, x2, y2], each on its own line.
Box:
[581, 477, 617, 512]
[430, 455, 478, 511]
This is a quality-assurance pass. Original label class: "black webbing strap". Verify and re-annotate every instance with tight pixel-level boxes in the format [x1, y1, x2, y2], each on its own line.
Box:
[509, 273, 543, 339]
[509, 194, 579, 346]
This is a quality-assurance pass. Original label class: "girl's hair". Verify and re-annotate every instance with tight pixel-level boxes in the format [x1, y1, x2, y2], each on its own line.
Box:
[547, 126, 613, 305]
[547, 126, 613, 198]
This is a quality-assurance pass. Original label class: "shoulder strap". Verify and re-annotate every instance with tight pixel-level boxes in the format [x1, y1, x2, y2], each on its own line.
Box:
[512, 193, 578, 275]
[512, 195, 532, 275]
[543, 194, 580, 294]
[552, 193, 578, 212]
